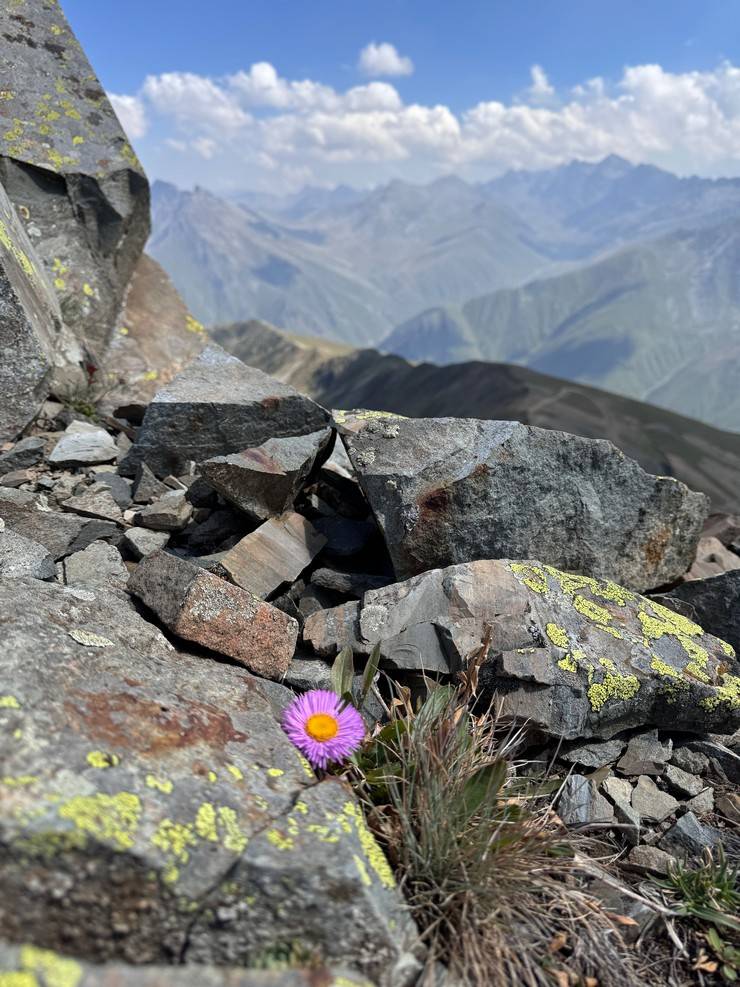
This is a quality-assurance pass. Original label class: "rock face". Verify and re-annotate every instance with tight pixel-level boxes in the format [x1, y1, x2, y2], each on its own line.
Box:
[0, 577, 415, 984]
[201, 429, 334, 521]
[305, 558, 740, 739]
[120, 346, 331, 478]
[0, 2, 149, 351]
[664, 570, 740, 654]
[337, 413, 707, 591]
[0, 178, 60, 441]
[128, 550, 299, 679]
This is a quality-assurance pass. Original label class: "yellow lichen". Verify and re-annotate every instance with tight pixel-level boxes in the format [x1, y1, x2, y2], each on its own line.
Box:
[2, 775, 38, 787]
[0, 221, 37, 281]
[720, 639, 736, 658]
[342, 801, 395, 888]
[86, 751, 120, 769]
[185, 314, 205, 334]
[18, 945, 83, 987]
[353, 853, 372, 887]
[145, 774, 173, 794]
[545, 623, 569, 649]
[267, 828, 294, 851]
[195, 803, 218, 841]
[587, 673, 640, 711]
[226, 763, 243, 781]
[266, 768, 284, 778]
[58, 792, 141, 851]
[0, 695, 21, 709]
[218, 806, 247, 853]
[509, 562, 548, 594]
[700, 674, 740, 711]
[572, 594, 614, 625]
[82, 282, 94, 296]
[151, 818, 196, 862]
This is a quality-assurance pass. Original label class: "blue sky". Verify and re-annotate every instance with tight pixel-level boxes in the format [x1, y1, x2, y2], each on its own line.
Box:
[63, 0, 740, 192]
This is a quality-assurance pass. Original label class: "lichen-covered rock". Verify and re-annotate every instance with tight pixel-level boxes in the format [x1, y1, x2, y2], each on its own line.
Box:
[337, 412, 707, 591]
[0, 944, 377, 987]
[306, 558, 740, 739]
[664, 570, 740, 654]
[0, 2, 149, 351]
[120, 346, 332, 478]
[0, 578, 416, 984]
[0, 178, 60, 441]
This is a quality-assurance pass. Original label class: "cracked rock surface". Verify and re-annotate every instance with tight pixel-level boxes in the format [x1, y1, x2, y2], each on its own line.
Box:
[0, 578, 416, 985]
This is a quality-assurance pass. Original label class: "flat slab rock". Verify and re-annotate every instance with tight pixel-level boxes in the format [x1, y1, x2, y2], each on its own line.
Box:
[305, 558, 740, 739]
[120, 345, 331, 478]
[128, 550, 299, 679]
[337, 412, 707, 591]
[49, 423, 118, 467]
[0, 487, 117, 561]
[0, 946, 377, 987]
[0, 577, 415, 984]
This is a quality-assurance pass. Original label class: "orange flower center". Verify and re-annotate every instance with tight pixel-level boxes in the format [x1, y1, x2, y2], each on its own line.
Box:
[305, 712, 339, 742]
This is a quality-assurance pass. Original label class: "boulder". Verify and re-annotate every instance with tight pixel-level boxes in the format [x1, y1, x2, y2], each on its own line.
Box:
[337, 412, 707, 591]
[201, 429, 334, 521]
[663, 570, 740, 654]
[128, 550, 299, 679]
[0, 2, 149, 352]
[218, 512, 327, 599]
[0, 178, 60, 441]
[305, 558, 740, 739]
[0, 945, 376, 987]
[0, 578, 414, 983]
[120, 346, 331, 478]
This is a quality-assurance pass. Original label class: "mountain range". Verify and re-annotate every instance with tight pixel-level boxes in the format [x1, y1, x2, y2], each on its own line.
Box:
[149, 156, 740, 429]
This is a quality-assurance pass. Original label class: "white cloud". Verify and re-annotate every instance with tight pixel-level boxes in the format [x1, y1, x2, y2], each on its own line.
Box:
[526, 65, 555, 103]
[358, 42, 414, 78]
[109, 93, 148, 139]
[119, 59, 740, 191]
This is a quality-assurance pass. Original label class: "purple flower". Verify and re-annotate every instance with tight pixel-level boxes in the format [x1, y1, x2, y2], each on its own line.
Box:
[282, 689, 365, 770]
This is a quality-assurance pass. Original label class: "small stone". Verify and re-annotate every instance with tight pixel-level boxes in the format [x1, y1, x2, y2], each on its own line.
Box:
[665, 763, 705, 798]
[303, 601, 368, 659]
[92, 473, 133, 510]
[0, 487, 117, 560]
[716, 793, 740, 824]
[686, 788, 714, 816]
[61, 484, 124, 524]
[68, 629, 114, 648]
[683, 536, 740, 580]
[0, 470, 33, 488]
[123, 527, 170, 560]
[137, 489, 193, 531]
[48, 422, 117, 466]
[63, 542, 129, 592]
[631, 776, 680, 823]
[617, 730, 672, 776]
[201, 428, 334, 521]
[282, 656, 333, 691]
[626, 846, 678, 876]
[0, 436, 45, 473]
[659, 811, 722, 860]
[0, 529, 55, 580]
[602, 776, 641, 843]
[671, 747, 710, 775]
[185, 509, 245, 552]
[219, 511, 327, 599]
[561, 739, 626, 769]
[131, 462, 169, 504]
[557, 775, 615, 826]
[128, 550, 299, 679]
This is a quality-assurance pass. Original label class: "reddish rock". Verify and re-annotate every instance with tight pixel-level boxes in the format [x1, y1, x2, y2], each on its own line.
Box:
[129, 551, 298, 678]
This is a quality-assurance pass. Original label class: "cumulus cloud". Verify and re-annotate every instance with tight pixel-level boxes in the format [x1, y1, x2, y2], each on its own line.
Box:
[358, 42, 414, 78]
[109, 93, 148, 139]
[118, 59, 740, 191]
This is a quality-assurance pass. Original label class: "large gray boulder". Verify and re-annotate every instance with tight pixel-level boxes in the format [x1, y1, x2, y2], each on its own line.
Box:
[120, 346, 332, 478]
[0, 577, 416, 984]
[0, 1, 150, 351]
[337, 412, 707, 591]
[304, 558, 739, 739]
[0, 944, 376, 987]
[0, 178, 60, 441]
